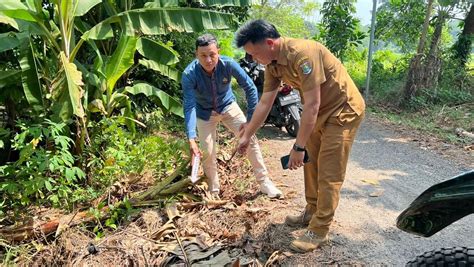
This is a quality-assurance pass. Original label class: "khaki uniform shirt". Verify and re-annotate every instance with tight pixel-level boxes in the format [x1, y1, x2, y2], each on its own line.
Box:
[264, 38, 365, 129]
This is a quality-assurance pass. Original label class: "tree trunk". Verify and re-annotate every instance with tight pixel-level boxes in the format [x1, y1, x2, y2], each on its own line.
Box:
[423, 10, 446, 90]
[452, 4, 474, 66]
[403, 0, 434, 102]
[428, 11, 445, 58]
[416, 0, 434, 55]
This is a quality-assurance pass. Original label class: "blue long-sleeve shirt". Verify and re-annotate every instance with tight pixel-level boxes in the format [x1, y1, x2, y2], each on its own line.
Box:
[182, 55, 258, 139]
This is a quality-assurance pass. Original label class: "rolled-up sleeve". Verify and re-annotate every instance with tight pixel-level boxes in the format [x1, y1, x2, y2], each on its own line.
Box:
[230, 60, 258, 121]
[182, 72, 198, 139]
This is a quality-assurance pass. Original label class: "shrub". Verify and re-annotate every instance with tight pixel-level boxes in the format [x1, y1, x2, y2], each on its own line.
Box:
[0, 120, 85, 215]
[85, 116, 187, 194]
[345, 48, 368, 89]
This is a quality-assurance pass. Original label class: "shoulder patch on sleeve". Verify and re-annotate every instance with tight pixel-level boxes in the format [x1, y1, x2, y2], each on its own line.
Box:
[299, 61, 312, 75]
[296, 56, 309, 66]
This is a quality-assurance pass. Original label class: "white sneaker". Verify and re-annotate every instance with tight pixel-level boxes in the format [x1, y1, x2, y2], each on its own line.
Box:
[259, 178, 283, 198]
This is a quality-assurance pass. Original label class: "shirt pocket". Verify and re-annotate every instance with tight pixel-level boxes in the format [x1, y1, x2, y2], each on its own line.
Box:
[220, 76, 231, 86]
[216, 76, 230, 93]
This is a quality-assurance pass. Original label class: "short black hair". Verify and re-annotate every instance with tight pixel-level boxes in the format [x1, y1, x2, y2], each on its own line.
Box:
[195, 34, 218, 50]
[235, 19, 281, 48]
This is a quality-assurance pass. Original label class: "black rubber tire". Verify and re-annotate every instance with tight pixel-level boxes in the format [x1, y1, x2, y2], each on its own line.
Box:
[285, 116, 300, 137]
[406, 247, 474, 267]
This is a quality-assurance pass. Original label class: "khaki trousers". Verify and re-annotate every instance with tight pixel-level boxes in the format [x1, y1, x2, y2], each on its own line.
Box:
[304, 104, 365, 236]
[196, 102, 268, 192]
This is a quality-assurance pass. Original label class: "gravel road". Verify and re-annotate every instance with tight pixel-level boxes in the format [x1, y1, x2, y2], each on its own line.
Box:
[256, 114, 473, 265]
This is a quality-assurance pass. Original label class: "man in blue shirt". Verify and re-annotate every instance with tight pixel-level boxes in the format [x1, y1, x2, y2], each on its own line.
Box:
[182, 34, 282, 199]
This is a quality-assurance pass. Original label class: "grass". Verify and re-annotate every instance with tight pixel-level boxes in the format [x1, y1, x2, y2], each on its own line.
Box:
[369, 103, 473, 145]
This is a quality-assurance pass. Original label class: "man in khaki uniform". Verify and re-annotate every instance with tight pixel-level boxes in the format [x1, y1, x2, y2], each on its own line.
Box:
[235, 20, 365, 252]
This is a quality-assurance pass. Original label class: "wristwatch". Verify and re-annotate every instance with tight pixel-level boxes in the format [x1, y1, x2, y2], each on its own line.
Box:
[293, 143, 306, 152]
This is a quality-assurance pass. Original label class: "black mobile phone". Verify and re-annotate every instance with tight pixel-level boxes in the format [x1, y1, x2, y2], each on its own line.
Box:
[280, 150, 310, 169]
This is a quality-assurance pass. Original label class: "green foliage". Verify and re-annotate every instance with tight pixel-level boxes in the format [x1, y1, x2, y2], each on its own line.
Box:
[0, 0, 253, 143]
[451, 33, 473, 66]
[401, 52, 473, 110]
[345, 48, 410, 101]
[0, 119, 85, 214]
[355, 46, 473, 109]
[316, 0, 366, 61]
[86, 116, 187, 190]
[86, 118, 142, 188]
[213, 30, 236, 58]
[369, 51, 411, 104]
[137, 31, 197, 99]
[90, 198, 135, 238]
[82, 8, 238, 40]
[344, 47, 368, 88]
[0, 239, 37, 267]
[125, 83, 184, 118]
[427, 58, 473, 104]
[250, 1, 319, 39]
[450, 2, 473, 67]
[376, 0, 427, 52]
[345, 48, 410, 105]
[0, 128, 10, 149]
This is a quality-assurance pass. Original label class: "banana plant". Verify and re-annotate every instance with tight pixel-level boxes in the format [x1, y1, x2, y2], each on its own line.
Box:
[0, 0, 254, 141]
[86, 35, 184, 123]
[76, 1, 251, 132]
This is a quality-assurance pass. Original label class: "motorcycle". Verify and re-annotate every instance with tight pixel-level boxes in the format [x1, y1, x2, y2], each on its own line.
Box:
[239, 54, 302, 137]
[397, 170, 474, 266]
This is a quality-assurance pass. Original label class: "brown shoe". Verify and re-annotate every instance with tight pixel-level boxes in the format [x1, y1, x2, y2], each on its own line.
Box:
[285, 209, 314, 227]
[290, 230, 328, 253]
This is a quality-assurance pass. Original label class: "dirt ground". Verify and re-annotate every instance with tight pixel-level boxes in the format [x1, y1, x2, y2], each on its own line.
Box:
[7, 114, 472, 266]
[254, 114, 473, 265]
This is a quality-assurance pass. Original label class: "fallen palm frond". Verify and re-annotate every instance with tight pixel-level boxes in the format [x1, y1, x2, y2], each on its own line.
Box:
[0, 159, 191, 243]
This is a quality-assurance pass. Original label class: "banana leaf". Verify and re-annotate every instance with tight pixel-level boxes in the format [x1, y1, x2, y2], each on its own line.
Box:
[0, 70, 21, 89]
[136, 37, 179, 66]
[104, 35, 138, 93]
[51, 52, 85, 121]
[124, 82, 183, 118]
[145, 0, 257, 8]
[82, 8, 237, 40]
[0, 32, 20, 52]
[0, 0, 36, 22]
[74, 0, 101, 16]
[0, 12, 19, 30]
[144, 0, 181, 8]
[138, 59, 181, 82]
[18, 35, 43, 110]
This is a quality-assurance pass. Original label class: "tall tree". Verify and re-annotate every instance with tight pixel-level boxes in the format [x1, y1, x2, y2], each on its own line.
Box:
[451, 3, 474, 66]
[404, 0, 463, 101]
[365, 0, 378, 101]
[423, 3, 458, 90]
[404, 0, 434, 101]
[375, 0, 427, 53]
[316, 0, 366, 61]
